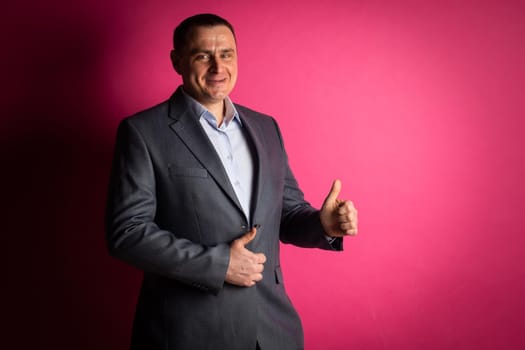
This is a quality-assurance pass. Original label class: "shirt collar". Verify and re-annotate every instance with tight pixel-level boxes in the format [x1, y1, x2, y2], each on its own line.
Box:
[181, 87, 241, 128]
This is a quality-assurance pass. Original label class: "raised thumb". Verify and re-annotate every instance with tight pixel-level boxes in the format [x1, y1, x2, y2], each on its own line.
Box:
[237, 227, 257, 246]
[323, 179, 342, 206]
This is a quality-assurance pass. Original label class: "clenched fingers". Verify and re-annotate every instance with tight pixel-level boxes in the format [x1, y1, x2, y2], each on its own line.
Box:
[336, 200, 358, 235]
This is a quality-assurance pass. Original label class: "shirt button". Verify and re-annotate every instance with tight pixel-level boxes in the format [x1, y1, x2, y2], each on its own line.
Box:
[234, 181, 240, 186]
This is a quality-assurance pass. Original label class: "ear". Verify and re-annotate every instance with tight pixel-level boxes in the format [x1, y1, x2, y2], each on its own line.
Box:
[170, 50, 181, 74]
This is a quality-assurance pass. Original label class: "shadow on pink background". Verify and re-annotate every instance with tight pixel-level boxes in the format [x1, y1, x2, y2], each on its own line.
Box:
[3, 0, 524, 349]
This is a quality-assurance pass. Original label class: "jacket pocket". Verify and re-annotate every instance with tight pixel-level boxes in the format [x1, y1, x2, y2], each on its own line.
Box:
[169, 166, 208, 178]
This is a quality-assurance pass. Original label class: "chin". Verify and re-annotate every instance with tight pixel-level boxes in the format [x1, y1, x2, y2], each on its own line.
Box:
[208, 90, 230, 100]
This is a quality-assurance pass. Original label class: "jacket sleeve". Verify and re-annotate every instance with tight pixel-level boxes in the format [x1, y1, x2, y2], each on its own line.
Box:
[273, 119, 343, 251]
[105, 118, 230, 294]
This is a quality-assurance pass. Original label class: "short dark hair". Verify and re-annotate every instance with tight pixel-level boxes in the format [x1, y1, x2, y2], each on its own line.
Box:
[173, 13, 236, 52]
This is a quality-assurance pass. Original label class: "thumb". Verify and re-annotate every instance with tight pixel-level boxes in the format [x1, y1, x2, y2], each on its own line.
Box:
[323, 179, 342, 207]
[237, 227, 257, 246]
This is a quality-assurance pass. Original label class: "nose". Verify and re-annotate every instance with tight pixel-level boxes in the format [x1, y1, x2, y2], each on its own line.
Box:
[208, 56, 224, 73]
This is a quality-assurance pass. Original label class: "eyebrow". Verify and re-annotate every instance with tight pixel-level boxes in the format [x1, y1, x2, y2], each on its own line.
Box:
[189, 48, 235, 55]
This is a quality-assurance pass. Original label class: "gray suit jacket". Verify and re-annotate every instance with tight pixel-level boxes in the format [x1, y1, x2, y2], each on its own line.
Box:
[106, 87, 342, 350]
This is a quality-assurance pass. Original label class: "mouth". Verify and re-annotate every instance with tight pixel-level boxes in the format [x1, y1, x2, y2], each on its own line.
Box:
[206, 77, 227, 85]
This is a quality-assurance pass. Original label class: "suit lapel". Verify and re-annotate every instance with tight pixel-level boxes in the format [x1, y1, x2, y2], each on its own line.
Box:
[237, 110, 265, 223]
[167, 89, 244, 215]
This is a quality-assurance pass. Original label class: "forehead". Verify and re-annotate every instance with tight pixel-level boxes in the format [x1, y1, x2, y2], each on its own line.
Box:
[186, 25, 236, 51]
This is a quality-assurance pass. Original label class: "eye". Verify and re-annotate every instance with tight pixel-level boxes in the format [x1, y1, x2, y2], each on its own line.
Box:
[221, 52, 234, 60]
[195, 54, 210, 61]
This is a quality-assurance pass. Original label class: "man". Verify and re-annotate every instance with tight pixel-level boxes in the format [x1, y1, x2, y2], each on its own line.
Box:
[106, 13, 358, 350]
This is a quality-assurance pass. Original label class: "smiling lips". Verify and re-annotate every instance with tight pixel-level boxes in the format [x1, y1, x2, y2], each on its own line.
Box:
[206, 77, 228, 85]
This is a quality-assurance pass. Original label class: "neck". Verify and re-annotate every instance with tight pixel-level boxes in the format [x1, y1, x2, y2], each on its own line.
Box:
[205, 101, 226, 126]
[180, 87, 227, 126]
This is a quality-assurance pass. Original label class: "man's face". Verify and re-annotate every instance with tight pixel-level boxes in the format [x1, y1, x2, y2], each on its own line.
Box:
[172, 25, 238, 108]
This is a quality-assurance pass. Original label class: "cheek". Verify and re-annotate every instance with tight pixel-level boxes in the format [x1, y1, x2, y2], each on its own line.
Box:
[228, 63, 238, 75]
[188, 64, 205, 77]
[192, 71, 207, 85]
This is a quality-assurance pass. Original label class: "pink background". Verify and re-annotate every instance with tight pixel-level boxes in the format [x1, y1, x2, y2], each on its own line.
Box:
[4, 0, 525, 349]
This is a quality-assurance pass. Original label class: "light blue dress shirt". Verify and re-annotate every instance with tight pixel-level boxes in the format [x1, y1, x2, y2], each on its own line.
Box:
[182, 90, 336, 243]
[182, 90, 254, 222]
